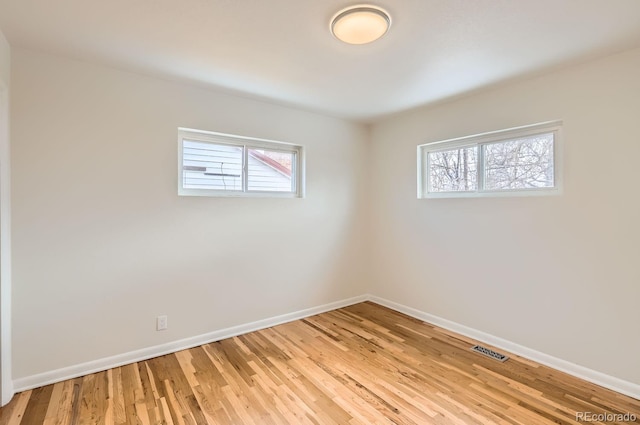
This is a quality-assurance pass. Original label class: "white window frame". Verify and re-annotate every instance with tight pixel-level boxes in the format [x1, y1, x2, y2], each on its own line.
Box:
[418, 121, 563, 199]
[178, 127, 305, 198]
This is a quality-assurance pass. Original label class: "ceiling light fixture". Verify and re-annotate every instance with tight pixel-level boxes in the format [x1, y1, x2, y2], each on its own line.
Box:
[330, 5, 391, 45]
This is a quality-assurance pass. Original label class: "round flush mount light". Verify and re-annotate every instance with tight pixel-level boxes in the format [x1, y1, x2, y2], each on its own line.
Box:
[330, 5, 391, 45]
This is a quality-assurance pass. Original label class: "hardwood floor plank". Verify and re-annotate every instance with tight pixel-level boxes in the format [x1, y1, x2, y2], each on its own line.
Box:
[119, 364, 144, 425]
[18, 385, 53, 425]
[0, 390, 31, 425]
[42, 381, 67, 425]
[158, 397, 175, 425]
[2, 302, 639, 424]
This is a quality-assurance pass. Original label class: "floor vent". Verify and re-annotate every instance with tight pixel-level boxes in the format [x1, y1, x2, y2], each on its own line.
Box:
[471, 345, 509, 362]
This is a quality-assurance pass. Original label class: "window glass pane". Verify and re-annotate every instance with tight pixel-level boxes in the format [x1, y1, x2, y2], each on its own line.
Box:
[428, 146, 478, 192]
[182, 140, 242, 191]
[483, 133, 554, 190]
[247, 148, 294, 192]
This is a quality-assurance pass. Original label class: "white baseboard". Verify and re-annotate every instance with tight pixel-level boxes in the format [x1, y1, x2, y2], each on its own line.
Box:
[1, 377, 13, 407]
[13, 293, 640, 401]
[13, 294, 368, 393]
[367, 294, 640, 400]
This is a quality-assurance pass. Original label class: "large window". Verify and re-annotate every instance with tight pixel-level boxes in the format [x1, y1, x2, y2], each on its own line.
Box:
[418, 121, 562, 198]
[178, 128, 304, 197]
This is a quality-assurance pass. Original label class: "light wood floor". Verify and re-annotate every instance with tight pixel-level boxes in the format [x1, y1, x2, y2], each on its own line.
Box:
[1, 302, 638, 424]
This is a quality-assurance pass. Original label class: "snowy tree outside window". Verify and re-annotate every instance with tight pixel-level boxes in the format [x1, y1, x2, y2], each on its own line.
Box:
[419, 122, 561, 198]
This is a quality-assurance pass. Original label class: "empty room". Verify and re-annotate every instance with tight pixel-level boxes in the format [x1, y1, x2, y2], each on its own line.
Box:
[0, 1, 639, 424]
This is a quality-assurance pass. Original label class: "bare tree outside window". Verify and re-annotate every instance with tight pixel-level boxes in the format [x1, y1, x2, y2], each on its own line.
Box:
[420, 122, 560, 198]
[483, 133, 554, 190]
[428, 146, 478, 192]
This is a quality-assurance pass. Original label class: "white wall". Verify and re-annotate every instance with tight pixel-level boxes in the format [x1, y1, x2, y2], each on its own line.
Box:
[0, 27, 13, 404]
[11, 48, 370, 379]
[0, 31, 8, 83]
[369, 48, 640, 385]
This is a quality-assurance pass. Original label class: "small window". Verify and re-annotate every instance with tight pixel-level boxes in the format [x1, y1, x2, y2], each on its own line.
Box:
[178, 128, 304, 197]
[418, 121, 561, 198]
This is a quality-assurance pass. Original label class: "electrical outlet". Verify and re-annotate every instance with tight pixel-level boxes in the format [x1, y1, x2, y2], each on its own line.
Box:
[156, 315, 168, 331]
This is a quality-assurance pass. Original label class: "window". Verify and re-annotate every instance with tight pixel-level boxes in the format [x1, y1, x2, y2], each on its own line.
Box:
[178, 128, 304, 197]
[418, 121, 561, 198]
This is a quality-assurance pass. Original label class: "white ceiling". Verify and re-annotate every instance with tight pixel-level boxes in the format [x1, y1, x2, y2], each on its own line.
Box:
[1, 0, 640, 122]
